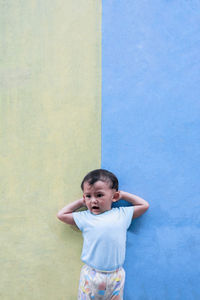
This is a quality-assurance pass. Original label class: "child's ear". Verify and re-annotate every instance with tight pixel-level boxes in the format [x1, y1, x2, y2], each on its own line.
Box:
[112, 191, 120, 202]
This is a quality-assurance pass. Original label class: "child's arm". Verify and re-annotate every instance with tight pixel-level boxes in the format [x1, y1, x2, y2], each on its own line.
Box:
[57, 198, 85, 225]
[119, 191, 149, 219]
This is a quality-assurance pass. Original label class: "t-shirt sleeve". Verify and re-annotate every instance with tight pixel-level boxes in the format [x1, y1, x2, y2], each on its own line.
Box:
[72, 210, 88, 231]
[119, 206, 134, 229]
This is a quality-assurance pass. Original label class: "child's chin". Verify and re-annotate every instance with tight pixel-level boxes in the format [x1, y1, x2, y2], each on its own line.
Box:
[91, 209, 101, 214]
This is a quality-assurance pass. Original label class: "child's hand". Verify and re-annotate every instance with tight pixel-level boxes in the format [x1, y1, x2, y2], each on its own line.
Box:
[118, 190, 123, 200]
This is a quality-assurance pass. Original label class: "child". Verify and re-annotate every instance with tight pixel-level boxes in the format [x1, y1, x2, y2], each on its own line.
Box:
[57, 169, 149, 300]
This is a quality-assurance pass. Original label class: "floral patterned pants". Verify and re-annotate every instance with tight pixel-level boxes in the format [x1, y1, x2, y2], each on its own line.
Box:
[78, 264, 125, 300]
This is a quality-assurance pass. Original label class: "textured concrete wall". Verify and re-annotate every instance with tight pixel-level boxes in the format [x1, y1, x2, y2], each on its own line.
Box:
[0, 1, 101, 299]
[102, 1, 200, 299]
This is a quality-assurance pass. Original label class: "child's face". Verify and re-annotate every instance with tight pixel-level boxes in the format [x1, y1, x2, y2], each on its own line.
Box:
[83, 180, 119, 215]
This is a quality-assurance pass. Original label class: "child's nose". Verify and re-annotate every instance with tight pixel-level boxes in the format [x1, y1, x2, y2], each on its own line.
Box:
[91, 196, 97, 203]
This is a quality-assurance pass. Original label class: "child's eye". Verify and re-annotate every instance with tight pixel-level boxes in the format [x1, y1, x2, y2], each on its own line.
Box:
[97, 193, 103, 197]
[85, 195, 91, 198]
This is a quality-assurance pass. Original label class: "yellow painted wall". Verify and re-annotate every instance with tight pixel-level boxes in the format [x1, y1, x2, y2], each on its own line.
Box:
[0, 1, 101, 299]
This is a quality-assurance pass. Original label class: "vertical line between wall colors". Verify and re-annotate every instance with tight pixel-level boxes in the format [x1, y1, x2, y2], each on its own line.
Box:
[100, 1, 102, 168]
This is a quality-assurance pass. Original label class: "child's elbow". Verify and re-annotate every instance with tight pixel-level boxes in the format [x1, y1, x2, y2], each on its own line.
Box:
[145, 202, 150, 212]
[57, 212, 63, 221]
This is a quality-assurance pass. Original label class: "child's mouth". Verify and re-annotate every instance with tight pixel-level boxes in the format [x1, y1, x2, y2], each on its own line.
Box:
[92, 206, 99, 210]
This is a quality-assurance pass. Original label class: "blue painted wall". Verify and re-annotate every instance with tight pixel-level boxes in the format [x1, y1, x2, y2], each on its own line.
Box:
[102, 1, 200, 299]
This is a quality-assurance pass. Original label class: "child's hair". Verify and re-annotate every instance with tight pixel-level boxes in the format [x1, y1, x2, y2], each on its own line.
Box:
[81, 169, 119, 191]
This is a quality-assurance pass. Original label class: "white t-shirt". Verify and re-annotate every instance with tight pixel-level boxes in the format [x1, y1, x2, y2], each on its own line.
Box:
[72, 206, 134, 271]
